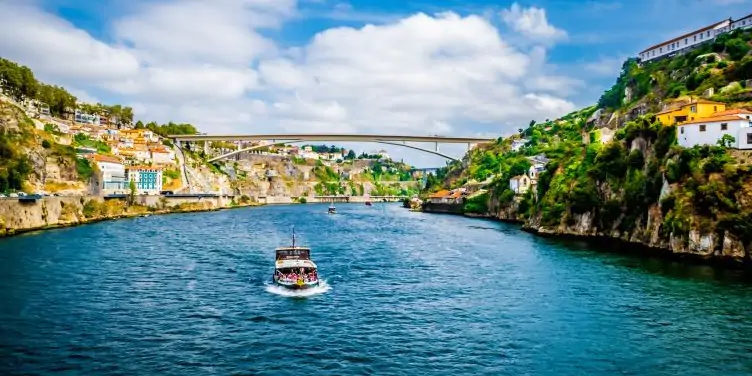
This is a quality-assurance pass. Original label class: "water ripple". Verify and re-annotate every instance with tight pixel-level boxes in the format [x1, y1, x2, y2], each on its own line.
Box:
[0, 204, 751, 375]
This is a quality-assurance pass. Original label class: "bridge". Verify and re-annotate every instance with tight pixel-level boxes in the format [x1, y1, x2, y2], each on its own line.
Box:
[168, 133, 495, 163]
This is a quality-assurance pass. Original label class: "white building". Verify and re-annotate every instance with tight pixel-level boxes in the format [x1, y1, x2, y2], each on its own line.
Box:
[528, 164, 546, 180]
[639, 20, 730, 63]
[509, 174, 532, 195]
[510, 139, 528, 152]
[640, 14, 752, 63]
[90, 154, 126, 195]
[729, 13, 752, 32]
[677, 109, 752, 149]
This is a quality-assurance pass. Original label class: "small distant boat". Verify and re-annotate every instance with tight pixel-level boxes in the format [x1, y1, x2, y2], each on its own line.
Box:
[328, 205, 336, 214]
[140, 214, 150, 218]
[272, 228, 320, 290]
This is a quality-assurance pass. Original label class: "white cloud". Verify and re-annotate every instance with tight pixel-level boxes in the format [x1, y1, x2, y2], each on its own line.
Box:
[500, 3, 567, 44]
[112, 0, 293, 66]
[0, 0, 579, 165]
[0, 2, 139, 82]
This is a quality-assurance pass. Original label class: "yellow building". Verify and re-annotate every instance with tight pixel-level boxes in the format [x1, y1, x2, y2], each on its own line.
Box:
[656, 99, 726, 125]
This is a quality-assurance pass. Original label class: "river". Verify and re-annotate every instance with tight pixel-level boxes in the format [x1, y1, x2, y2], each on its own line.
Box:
[1, 204, 751, 375]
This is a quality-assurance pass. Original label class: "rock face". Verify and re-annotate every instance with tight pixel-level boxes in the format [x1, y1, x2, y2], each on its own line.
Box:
[0, 196, 243, 237]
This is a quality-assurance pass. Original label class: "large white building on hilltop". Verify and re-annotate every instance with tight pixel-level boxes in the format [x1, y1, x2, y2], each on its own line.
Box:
[639, 13, 752, 63]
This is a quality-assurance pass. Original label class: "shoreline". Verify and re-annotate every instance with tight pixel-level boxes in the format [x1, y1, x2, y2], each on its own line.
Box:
[422, 208, 751, 269]
[0, 202, 263, 239]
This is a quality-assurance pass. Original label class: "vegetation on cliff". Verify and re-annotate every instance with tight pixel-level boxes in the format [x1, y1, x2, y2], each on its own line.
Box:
[428, 27, 752, 260]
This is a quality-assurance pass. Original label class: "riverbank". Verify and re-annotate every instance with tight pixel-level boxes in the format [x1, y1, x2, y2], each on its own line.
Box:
[0, 196, 262, 238]
[421, 203, 751, 267]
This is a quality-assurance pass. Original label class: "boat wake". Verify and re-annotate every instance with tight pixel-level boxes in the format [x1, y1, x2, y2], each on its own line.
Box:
[265, 279, 331, 298]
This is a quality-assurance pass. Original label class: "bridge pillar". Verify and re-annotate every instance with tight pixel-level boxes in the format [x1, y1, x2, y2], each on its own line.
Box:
[435, 142, 439, 152]
[204, 141, 209, 155]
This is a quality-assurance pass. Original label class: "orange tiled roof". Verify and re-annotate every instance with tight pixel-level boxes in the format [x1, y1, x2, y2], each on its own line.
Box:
[89, 154, 123, 164]
[429, 189, 450, 198]
[710, 108, 752, 117]
[679, 115, 748, 126]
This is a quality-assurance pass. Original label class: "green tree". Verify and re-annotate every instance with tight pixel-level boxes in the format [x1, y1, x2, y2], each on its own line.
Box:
[718, 134, 736, 148]
[128, 179, 137, 205]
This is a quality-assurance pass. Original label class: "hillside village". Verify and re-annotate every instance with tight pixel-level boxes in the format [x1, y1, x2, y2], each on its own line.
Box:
[0, 58, 419, 200]
[421, 15, 752, 262]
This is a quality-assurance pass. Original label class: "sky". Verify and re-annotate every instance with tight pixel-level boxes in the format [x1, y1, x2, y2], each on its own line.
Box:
[0, 0, 750, 167]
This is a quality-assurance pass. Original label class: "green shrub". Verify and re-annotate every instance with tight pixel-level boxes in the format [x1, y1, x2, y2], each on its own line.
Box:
[41, 139, 51, 149]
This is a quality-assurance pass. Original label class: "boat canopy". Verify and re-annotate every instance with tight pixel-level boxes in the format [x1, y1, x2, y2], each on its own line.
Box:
[275, 259, 317, 270]
[275, 246, 311, 260]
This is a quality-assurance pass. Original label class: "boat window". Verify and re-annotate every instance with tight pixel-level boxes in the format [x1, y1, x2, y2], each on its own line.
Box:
[276, 249, 310, 259]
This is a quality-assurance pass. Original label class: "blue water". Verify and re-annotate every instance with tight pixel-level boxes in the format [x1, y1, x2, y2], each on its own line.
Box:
[1, 204, 752, 375]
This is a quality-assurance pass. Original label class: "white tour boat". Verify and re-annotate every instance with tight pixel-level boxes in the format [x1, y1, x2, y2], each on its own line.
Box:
[272, 229, 320, 290]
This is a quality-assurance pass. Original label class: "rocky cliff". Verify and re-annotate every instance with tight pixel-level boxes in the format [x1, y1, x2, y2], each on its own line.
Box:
[0, 196, 246, 237]
[425, 29, 752, 265]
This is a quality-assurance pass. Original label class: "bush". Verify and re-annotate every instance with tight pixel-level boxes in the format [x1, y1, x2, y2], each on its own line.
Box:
[463, 192, 489, 214]
[41, 139, 51, 149]
[726, 38, 751, 61]
[76, 158, 94, 181]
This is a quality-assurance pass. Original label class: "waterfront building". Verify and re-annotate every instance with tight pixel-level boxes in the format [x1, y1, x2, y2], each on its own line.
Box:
[89, 154, 126, 195]
[125, 166, 163, 194]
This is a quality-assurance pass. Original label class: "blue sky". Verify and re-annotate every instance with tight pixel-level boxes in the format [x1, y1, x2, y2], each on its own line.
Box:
[2, 0, 751, 166]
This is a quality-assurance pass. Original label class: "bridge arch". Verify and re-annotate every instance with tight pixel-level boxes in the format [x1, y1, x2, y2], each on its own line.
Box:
[204, 139, 460, 162]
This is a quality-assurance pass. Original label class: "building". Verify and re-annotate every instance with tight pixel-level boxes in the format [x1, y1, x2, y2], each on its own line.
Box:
[74, 109, 100, 125]
[125, 166, 163, 194]
[89, 154, 126, 195]
[427, 189, 463, 204]
[510, 139, 528, 152]
[677, 109, 752, 149]
[149, 146, 175, 165]
[528, 164, 546, 180]
[509, 175, 532, 195]
[639, 19, 730, 63]
[639, 14, 752, 63]
[656, 99, 726, 125]
[730, 13, 752, 32]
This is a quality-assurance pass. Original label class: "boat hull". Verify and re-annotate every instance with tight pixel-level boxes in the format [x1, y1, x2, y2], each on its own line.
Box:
[273, 280, 320, 290]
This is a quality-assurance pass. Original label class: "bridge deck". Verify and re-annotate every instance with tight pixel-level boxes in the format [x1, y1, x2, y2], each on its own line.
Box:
[169, 133, 495, 143]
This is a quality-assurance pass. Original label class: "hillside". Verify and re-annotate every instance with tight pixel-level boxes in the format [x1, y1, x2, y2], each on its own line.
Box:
[0, 100, 88, 194]
[1, 56, 421, 198]
[428, 28, 752, 263]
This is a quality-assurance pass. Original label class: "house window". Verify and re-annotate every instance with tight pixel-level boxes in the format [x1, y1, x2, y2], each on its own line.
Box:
[714, 106, 717, 112]
[700, 125, 706, 132]
[685, 38, 688, 45]
[694, 35, 697, 41]
[660, 47, 663, 53]
[690, 105, 697, 113]
[681, 127, 685, 134]
[748, 133, 752, 144]
[721, 123, 728, 130]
